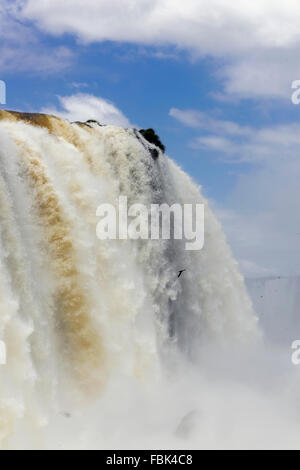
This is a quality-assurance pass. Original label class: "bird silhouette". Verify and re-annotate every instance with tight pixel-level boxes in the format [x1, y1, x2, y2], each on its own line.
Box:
[178, 269, 186, 279]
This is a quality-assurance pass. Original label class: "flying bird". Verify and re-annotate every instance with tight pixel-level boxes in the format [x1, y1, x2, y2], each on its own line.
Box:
[178, 269, 186, 279]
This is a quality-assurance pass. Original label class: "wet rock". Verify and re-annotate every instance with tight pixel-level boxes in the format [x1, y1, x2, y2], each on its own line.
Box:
[139, 128, 166, 153]
[73, 121, 93, 128]
[86, 119, 103, 127]
[149, 148, 159, 160]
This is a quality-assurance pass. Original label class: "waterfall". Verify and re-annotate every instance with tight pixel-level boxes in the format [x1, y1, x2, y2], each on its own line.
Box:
[0, 110, 258, 449]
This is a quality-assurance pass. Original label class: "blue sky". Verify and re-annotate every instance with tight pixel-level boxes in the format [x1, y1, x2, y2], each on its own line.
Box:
[2, 40, 244, 202]
[1, 0, 300, 278]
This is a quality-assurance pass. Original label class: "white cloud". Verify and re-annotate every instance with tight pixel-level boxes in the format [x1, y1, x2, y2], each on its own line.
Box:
[192, 136, 241, 156]
[20, 0, 300, 50]
[0, 1, 74, 73]
[194, 124, 300, 162]
[171, 108, 300, 163]
[170, 108, 252, 136]
[220, 48, 300, 99]
[0, 45, 73, 73]
[18, 0, 300, 98]
[42, 93, 133, 127]
[238, 260, 276, 279]
[217, 158, 300, 278]
[71, 82, 89, 89]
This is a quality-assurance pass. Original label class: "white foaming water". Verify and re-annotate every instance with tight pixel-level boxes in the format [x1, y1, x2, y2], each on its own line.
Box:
[0, 112, 298, 450]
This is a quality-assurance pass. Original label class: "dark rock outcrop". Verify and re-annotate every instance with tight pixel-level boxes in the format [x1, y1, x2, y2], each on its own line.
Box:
[85, 120, 104, 127]
[73, 121, 93, 128]
[139, 128, 166, 153]
[149, 148, 159, 160]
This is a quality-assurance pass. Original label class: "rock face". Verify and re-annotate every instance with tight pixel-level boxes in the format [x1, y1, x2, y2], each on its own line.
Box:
[148, 147, 159, 160]
[139, 128, 166, 153]
[132, 128, 165, 160]
[85, 119, 103, 127]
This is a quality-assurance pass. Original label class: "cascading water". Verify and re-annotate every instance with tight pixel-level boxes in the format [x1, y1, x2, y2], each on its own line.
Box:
[0, 110, 258, 449]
